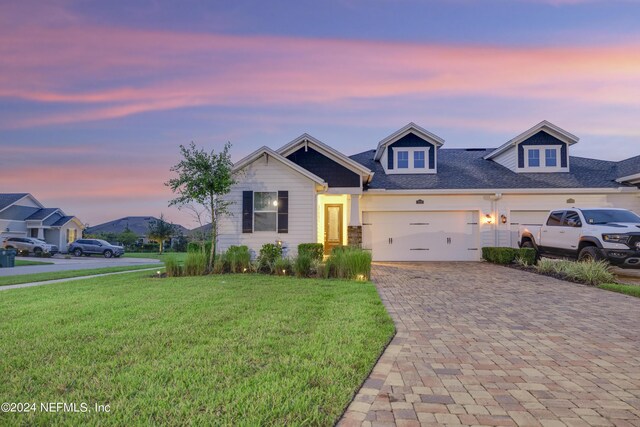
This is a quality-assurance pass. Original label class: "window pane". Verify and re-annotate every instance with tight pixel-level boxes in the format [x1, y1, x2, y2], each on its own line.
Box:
[397, 151, 409, 168]
[563, 211, 581, 227]
[254, 212, 277, 231]
[545, 149, 557, 167]
[254, 192, 277, 211]
[528, 149, 540, 167]
[414, 151, 425, 168]
[546, 211, 563, 226]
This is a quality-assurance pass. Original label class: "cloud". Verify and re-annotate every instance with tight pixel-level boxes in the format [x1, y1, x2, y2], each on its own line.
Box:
[1, 17, 640, 129]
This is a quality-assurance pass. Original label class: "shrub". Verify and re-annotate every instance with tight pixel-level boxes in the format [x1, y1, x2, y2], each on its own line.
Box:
[482, 247, 537, 265]
[274, 257, 293, 276]
[535, 258, 614, 286]
[258, 243, 283, 274]
[293, 253, 313, 278]
[183, 251, 208, 276]
[187, 241, 212, 255]
[164, 254, 182, 277]
[297, 243, 323, 261]
[325, 247, 372, 280]
[223, 245, 251, 273]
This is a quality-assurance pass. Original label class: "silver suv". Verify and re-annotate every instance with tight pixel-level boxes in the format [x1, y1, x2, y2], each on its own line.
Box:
[2, 237, 59, 256]
[68, 239, 124, 258]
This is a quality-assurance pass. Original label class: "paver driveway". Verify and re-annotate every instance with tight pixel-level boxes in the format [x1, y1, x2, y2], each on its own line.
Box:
[340, 262, 640, 427]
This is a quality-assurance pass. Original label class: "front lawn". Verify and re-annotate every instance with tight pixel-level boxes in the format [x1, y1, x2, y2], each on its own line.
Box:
[0, 264, 160, 287]
[0, 273, 394, 426]
[14, 259, 54, 267]
[599, 283, 640, 298]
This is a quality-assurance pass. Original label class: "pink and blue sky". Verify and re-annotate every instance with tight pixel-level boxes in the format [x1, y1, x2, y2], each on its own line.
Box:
[1, 0, 640, 227]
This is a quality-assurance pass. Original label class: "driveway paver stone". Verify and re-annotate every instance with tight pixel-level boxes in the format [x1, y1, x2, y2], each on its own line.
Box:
[339, 262, 640, 427]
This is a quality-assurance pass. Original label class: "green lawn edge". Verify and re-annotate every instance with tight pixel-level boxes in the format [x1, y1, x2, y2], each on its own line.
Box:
[599, 283, 640, 298]
[0, 264, 161, 287]
[14, 259, 55, 267]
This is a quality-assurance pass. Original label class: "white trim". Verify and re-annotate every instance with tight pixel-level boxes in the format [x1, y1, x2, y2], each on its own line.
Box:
[389, 147, 436, 174]
[364, 187, 639, 195]
[233, 146, 327, 187]
[616, 172, 640, 184]
[276, 133, 373, 180]
[374, 122, 445, 161]
[484, 120, 579, 160]
[520, 145, 568, 172]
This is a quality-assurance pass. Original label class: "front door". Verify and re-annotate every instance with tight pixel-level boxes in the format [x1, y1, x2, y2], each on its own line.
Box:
[324, 204, 343, 254]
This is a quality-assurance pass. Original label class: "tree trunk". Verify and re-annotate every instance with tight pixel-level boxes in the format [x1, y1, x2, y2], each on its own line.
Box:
[209, 199, 216, 271]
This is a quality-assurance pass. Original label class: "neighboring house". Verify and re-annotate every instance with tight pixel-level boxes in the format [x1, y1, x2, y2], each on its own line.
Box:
[0, 193, 84, 253]
[85, 216, 188, 244]
[218, 121, 640, 262]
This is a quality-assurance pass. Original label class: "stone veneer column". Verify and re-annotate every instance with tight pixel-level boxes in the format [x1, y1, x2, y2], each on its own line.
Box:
[347, 226, 362, 248]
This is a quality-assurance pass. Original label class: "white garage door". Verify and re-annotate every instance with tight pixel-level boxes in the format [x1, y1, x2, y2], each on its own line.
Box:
[509, 210, 548, 247]
[362, 211, 480, 261]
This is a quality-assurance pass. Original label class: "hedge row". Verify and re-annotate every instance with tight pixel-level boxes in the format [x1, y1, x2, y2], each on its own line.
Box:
[482, 247, 537, 265]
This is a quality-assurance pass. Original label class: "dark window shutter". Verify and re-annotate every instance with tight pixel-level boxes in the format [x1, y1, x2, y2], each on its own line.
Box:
[387, 147, 394, 170]
[242, 191, 253, 233]
[277, 191, 288, 233]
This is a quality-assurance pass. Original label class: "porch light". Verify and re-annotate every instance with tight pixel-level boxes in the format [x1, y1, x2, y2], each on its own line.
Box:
[500, 214, 507, 224]
[484, 214, 493, 224]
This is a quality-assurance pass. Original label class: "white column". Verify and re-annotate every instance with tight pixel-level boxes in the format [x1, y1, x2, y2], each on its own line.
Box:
[349, 195, 361, 226]
[37, 228, 44, 240]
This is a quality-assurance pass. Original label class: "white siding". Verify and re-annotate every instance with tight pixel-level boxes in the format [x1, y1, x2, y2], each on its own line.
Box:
[218, 155, 317, 258]
[492, 147, 517, 171]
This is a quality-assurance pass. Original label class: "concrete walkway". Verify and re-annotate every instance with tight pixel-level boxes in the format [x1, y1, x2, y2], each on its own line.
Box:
[0, 267, 162, 291]
[340, 262, 640, 427]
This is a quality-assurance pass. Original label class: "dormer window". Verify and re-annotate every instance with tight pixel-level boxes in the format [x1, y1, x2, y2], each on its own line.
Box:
[523, 146, 562, 171]
[393, 148, 430, 171]
[397, 151, 409, 168]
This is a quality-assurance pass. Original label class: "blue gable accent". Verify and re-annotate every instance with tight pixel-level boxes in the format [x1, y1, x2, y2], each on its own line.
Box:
[518, 131, 568, 168]
[387, 133, 435, 169]
[286, 146, 360, 187]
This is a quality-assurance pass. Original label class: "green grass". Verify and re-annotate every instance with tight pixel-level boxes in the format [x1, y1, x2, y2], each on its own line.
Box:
[14, 259, 54, 267]
[123, 252, 188, 263]
[0, 273, 394, 426]
[0, 264, 160, 287]
[599, 283, 640, 298]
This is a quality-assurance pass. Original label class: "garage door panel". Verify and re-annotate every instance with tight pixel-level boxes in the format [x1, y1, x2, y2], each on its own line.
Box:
[364, 211, 479, 262]
[509, 210, 548, 247]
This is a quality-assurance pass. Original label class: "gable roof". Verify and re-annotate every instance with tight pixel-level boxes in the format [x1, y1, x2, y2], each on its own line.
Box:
[25, 208, 62, 221]
[351, 148, 634, 191]
[277, 133, 373, 179]
[50, 215, 79, 228]
[484, 120, 579, 160]
[85, 216, 188, 236]
[233, 146, 327, 186]
[0, 193, 30, 212]
[374, 123, 445, 161]
[0, 205, 41, 221]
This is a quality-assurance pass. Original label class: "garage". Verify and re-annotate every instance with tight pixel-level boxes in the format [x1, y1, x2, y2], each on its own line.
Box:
[362, 211, 480, 261]
[509, 210, 549, 247]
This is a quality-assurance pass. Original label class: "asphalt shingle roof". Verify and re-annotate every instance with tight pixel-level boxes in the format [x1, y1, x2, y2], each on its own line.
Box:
[616, 155, 640, 179]
[349, 148, 638, 190]
[50, 216, 76, 227]
[85, 216, 188, 236]
[25, 208, 60, 220]
[0, 193, 28, 211]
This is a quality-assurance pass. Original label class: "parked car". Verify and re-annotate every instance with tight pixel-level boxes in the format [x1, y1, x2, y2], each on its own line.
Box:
[68, 239, 124, 258]
[519, 208, 640, 268]
[2, 237, 59, 256]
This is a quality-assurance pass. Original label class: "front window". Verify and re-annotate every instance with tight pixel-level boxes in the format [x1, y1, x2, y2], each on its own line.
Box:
[67, 228, 77, 244]
[528, 149, 540, 167]
[413, 151, 425, 168]
[582, 209, 640, 225]
[397, 151, 409, 169]
[254, 192, 278, 231]
[545, 149, 557, 167]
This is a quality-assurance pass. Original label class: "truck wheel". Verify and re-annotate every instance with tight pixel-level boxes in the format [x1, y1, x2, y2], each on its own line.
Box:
[578, 246, 604, 262]
[73, 248, 83, 257]
[103, 250, 113, 258]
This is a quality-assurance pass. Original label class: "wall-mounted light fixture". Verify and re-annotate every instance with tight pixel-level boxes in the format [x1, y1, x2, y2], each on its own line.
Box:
[484, 214, 494, 224]
[566, 198, 575, 204]
[416, 199, 424, 205]
[500, 214, 507, 224]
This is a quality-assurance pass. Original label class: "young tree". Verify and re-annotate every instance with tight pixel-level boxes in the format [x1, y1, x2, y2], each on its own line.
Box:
[118, 226, 139, 249]
[147, 214, 175, 254]
[166, 142, 235, 270]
